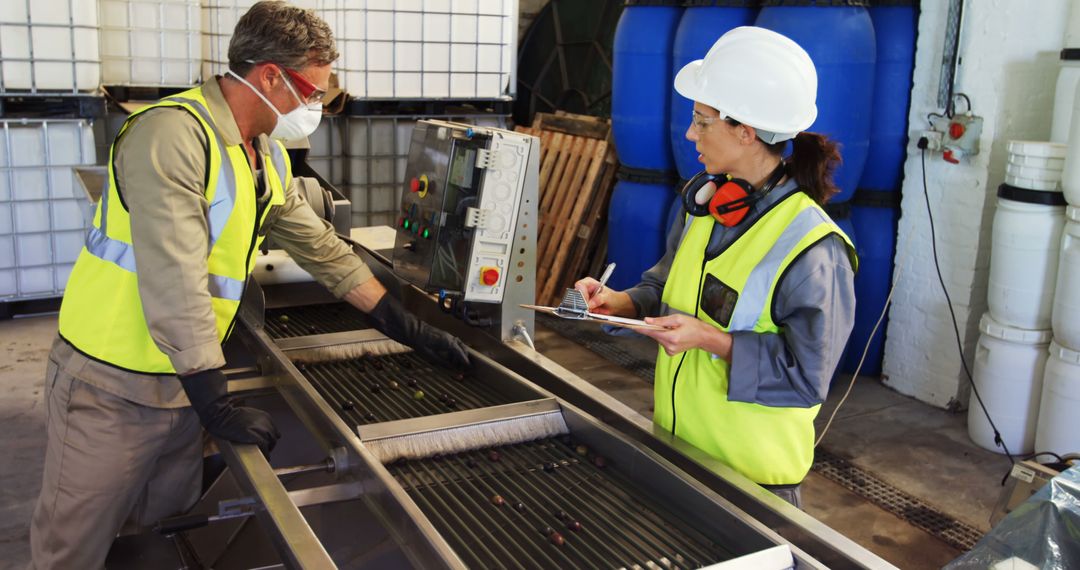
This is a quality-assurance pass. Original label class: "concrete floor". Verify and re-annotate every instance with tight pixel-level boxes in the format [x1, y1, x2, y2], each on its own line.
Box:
[0, 313, 1009, 569]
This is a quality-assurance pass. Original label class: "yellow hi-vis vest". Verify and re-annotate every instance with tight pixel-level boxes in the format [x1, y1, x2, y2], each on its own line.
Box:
[655, 190, 857, 485]
[58, 86, 288, 374]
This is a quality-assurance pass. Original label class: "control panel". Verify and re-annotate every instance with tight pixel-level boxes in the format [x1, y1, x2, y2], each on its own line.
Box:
[392, 120, 537, 306]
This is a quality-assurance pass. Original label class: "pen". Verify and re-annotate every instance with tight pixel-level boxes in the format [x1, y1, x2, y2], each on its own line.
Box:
[597, 263, 616, 295]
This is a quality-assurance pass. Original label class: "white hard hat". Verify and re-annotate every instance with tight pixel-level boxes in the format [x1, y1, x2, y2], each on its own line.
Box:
[674, 26, 817, 144]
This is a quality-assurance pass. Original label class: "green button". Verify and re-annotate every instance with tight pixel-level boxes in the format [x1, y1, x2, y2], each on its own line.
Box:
[403, 219, 410, 230]
[422, 228, 431, 239]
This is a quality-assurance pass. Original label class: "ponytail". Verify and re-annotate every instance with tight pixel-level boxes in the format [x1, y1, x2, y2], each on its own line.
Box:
[767, 132, 841, 205]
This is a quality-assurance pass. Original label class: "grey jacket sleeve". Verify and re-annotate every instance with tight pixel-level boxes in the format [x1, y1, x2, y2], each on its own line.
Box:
[726, 234, 856, 408]
[115, 107, 226, 375]
[268, 177, 374, 298]
[624, 212, 687, 318]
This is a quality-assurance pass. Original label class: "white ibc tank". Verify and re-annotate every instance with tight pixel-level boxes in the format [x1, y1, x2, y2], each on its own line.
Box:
[968, 313, 1051, 455]
[1052, 206, 1080, 350]
[1034, 341, 1080, 455]
[1051, 50, 1080, 144]
[987, 187, 1067, 330]
[0, 0, 100, 92]
[99, 0, 200, 86]
[201, 0, 316, 80]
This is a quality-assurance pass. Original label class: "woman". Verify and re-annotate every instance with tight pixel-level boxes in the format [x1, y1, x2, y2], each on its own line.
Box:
[576, 26, 857, 508]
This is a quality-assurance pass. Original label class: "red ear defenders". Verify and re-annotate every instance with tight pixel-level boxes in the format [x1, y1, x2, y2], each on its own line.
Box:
[681, 162, 787, 226]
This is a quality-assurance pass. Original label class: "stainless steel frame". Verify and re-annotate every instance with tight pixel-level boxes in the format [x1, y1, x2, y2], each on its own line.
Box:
[195, 273, 896, 569]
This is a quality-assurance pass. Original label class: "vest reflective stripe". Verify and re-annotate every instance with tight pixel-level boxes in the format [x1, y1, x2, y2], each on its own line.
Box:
[58, 85, 289, 373]
[727, 206, 830, 331]
[654, 191, 856, 485]
[167, 95, 238, 251]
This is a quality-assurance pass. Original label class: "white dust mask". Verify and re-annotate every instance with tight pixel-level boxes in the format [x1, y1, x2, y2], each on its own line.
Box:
[228, 68, 322, 141]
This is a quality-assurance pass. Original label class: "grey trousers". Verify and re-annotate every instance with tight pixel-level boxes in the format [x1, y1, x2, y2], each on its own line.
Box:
[769, 485, 804, 509]
[29, 349, 202, 569]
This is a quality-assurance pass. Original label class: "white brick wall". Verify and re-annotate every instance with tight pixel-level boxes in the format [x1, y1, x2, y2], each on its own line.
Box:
[882, 0, 1068, 409]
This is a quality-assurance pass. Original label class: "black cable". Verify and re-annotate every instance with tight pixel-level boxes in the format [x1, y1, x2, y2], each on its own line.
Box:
[953, 93, 972, 115]
[920, 147, 1015, 468]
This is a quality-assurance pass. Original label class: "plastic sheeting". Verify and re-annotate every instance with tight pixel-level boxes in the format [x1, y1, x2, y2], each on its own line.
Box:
[946, 465, 1080, 569]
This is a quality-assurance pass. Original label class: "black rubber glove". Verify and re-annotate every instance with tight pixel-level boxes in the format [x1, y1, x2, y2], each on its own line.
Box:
[368, 293, 471, 369]
[179, 369, 281, 454]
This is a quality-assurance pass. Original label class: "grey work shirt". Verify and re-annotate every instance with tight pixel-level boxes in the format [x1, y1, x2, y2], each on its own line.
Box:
[61, 77, 373, 408]
[624, 178, 856, 408]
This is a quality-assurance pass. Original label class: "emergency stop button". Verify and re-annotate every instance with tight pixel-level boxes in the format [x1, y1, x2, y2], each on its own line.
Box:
[480, 266, 499, 286]
[410, 174, 430, 198]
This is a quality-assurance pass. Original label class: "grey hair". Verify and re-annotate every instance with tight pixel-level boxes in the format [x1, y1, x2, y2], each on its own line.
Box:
[227, 1, 338, 76]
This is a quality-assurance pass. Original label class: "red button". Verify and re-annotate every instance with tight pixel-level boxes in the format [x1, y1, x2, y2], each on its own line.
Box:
[410, 178, 420, 192]
[949, 122, 965, 140]
[943, 149, 960, 164]
[481, 268, 499, 286]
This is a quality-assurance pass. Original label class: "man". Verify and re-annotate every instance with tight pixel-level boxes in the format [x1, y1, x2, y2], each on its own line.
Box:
[30, 2, 468, 567]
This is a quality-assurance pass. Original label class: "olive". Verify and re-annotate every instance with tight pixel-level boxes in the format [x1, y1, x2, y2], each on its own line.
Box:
[370, 384, 382, 394]
[554, 510, 569, 521]
[364, 412, 376, 422]
[575, 445, 588, 456]
[514, 502, 526, 512]
[490, 494, 505, 506]
[542, 462, 556, 472]
[439, 393, 451, 402]
[341, 400, 355, 411]
[446, 398, 458, 408]
[388, 380, 399, 389]
[279, 323, 289, 330]
[278, 314, 289, 323]
[540, 526, 555, 536]
[407, 379, 419, 388]
[413, 390, 425, 401]
[593, 456, 607, 469]
[548, 531, 565, 546]
[295, 362, 307, 371]
[566, 521, 582, 532]
[308, 326, 318, 334]
[488, 450, 501, 462]
[453, 372, 465, 382]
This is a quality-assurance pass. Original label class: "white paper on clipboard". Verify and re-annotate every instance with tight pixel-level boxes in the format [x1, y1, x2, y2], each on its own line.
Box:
[519, 304, 668, 331]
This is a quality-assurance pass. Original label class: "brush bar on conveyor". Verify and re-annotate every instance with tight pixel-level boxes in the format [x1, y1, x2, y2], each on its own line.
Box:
[386, 438, 732, 569]
[264, 302, 372, 338]
[299, 352, 519, 426]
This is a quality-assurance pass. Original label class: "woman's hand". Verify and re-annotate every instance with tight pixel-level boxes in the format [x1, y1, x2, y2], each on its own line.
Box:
[639, 314, 733, 360]
[574, 277, 636, 317]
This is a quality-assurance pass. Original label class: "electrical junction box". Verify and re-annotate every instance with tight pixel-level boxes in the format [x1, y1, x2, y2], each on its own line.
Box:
[938, 113, 983, 163]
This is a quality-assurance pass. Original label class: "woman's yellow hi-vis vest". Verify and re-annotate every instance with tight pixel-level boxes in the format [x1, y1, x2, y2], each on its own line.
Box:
[655, 191, 857, 485]
[58, 86, 288, 374]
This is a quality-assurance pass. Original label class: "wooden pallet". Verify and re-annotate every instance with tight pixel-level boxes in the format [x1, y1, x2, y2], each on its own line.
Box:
[516, 112, 617, 306]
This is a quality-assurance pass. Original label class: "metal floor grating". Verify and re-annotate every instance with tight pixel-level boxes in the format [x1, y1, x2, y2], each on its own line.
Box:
[387, 438, 732, 569]
[537, 314, 656, 382]
[812, 450, 984, 552]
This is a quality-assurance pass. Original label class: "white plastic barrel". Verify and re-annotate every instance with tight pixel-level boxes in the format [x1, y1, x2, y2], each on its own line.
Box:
[0, 0, 100, 93]
[987, 191, 1067, 330]
[1052, 206, 1080, 350]
[1062, 80, 1080, 205]
[1051, 50, 1080, 143]
[99, 0, 200, 86]
[1033, 341, 1080, 455]
[968, 313, 1051, 455]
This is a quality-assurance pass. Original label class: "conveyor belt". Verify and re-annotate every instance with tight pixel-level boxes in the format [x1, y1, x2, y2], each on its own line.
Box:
[264, 302, 372, 338]
[299, 352, 521, 426]
[387, 438, 733, 569]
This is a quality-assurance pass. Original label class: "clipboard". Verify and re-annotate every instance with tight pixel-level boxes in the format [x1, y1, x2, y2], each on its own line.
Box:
[520, 288, 668, 331]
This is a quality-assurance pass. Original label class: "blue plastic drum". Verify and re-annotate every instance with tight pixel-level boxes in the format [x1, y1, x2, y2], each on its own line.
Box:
[670, 4, 758, 180]
[843, 202, 898, 376]
[612, 2, 683, 171]
[755, 2, 876, 203]
[606, 179, 676, 291]
[859, 1, 918, 191]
